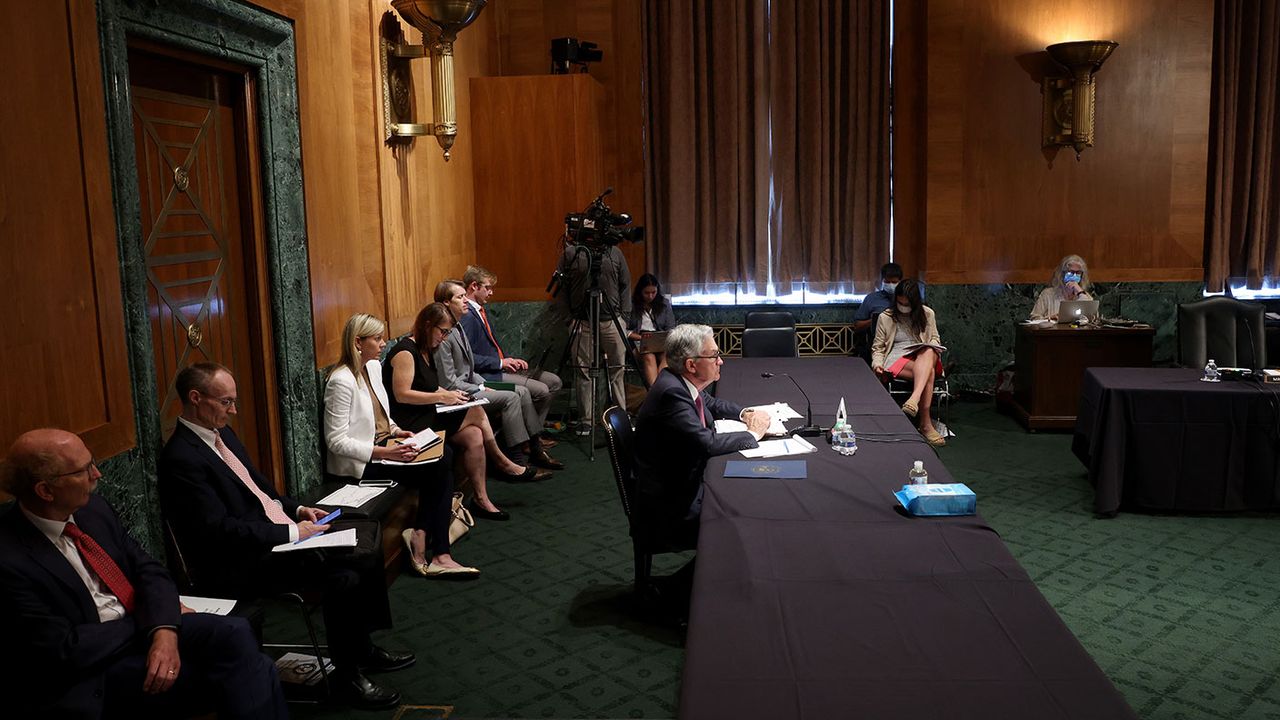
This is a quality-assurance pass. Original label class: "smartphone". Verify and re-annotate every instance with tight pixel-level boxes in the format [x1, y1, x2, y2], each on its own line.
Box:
[316, 508, 342, 525]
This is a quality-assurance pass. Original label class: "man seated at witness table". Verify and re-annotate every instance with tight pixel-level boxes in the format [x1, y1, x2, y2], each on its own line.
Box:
[1030, 254, 1093, 321]
[158, 362, 414, 709]
[461, 264, 564, 445]
[632, 325, 770, 607]
[0, 428, 287, 719]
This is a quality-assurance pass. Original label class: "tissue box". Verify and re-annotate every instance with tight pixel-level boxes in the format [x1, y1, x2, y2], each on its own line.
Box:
[893, 483, 976, 517]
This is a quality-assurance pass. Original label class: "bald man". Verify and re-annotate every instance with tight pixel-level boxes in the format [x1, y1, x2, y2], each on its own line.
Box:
[0, 429, 286, 719]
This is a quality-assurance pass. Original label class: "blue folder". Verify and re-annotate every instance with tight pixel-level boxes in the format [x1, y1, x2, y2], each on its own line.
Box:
[724, 460, 807, 479]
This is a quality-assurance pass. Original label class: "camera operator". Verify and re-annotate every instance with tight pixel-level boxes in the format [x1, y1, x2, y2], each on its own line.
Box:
[556, 242, 631, 435]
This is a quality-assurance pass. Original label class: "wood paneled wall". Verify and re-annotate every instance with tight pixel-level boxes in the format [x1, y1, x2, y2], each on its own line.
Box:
[484, 0, 647, 299]
[896, 0, 1213, 284]
[0, 0, 135, 458]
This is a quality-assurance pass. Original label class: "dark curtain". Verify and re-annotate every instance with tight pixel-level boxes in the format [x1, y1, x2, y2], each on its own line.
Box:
[1206, 0, 1280, 292]
[643, 0, 890, 296]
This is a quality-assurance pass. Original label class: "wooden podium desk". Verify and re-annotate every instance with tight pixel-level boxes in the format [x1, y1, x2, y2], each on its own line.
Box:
[1002, 323, 1154, 431]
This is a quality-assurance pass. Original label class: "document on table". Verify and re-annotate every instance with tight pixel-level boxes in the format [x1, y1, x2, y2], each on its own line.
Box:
[739, 434, 818, 458]
[316, 484, 386, 508]
[272, 527, 358, 553]
[714, 403, 799, 436]
[436, 397, 490, 413]
[179, 595, 237, 615]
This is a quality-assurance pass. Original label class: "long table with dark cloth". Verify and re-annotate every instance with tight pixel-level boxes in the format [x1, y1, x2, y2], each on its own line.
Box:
[680, 357, 1135, 720]
[1072, 367, 1280, 515]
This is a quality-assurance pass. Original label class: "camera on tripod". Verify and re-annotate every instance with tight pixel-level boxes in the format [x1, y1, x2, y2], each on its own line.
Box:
[563, 188, 645, 248]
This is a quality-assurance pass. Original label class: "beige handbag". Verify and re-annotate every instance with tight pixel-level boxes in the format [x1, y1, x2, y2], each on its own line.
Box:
[449, 492, 474, 544]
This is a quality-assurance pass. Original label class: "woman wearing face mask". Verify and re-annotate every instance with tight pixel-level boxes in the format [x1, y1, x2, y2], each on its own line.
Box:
[1031, 255, 1092, 321]
[871, 279, 946, 447]
[626, 273, 676, 386]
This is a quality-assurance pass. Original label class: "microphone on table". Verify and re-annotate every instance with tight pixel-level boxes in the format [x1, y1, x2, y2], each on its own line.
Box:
[760, 372, 825, 437]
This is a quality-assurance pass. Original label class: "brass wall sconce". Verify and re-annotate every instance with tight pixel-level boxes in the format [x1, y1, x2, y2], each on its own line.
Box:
[1042, 40, 1118, 160]
[381, 0, 487, 160]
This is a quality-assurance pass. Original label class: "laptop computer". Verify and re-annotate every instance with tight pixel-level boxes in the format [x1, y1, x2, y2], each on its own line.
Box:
[638, 330, 669, 353]
[1057, 300, 1100, 324]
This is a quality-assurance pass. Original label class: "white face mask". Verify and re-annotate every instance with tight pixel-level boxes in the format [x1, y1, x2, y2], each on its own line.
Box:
[881, 281, 898, 294]
[896, 303, 912, 314]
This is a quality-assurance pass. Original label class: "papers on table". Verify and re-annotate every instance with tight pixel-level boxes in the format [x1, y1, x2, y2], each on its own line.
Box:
[179, 595, 236, 615]
[739, 434, 817, 458]
[714, 402, 801, 437]
[271, 527, 358, 553]
[436, 397, 490, 413]
[316, 484, 387, 508]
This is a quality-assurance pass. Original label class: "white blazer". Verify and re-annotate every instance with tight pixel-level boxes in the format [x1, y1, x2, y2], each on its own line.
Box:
[323, 359, 398, 478]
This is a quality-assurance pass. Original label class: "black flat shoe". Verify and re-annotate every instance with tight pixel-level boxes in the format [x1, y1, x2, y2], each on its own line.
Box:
[334, 671, 400, 709]
[468, 500, 510, 521]
[360, 646, 416, 673]
[497, 465, 553, 483]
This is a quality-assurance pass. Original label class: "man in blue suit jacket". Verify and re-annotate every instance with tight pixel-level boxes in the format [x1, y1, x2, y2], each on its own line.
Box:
[158, 362, 412, 709]
[633, 324, 770, 545]
[0, 428, 286, 719]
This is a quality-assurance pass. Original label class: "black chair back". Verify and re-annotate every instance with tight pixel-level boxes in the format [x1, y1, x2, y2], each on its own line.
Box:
[162, 519, 197, 593]
[745, 310, 796, 329]
[742, 327, 798, 357]
[602, 405, 636, 518]
[1176, 297, 1266, 369]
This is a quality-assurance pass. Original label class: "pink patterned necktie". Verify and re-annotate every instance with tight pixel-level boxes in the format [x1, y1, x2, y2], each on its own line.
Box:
[214, 434, 295, 527]
[695, 394, 706, 427]
[63, 522, 135, 612]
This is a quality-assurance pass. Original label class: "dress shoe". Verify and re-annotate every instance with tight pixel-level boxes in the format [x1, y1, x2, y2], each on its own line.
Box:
[401, 529, 429, 575]
[496, 465, 552, 483]
[422, 562, 481, 579]
[530, 446, 565, 470]
[467, 500, 510, 521]
[539, 436, 559, 450]
[334, 671, 400, 709]
[360, 646, 416, 673]
[901, 399, 919, 417]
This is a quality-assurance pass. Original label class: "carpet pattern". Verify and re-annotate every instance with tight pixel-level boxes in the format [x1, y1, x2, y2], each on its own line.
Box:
[290, 401, 1280, 719]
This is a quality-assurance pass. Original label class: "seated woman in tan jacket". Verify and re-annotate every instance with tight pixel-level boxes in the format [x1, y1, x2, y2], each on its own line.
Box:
[871, 279, 946, 447]
[1030, 254, 1093, 321]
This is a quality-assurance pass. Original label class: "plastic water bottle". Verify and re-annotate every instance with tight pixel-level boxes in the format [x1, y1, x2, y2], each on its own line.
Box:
[908, 460, 929, 486]
[1202, 359, 1221, 382]
[830, 422, 847, 454]
[845, 428, 858, 456]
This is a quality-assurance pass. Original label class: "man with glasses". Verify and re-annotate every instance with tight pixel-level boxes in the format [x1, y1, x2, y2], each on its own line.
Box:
[0, 428, 287, 718]
[631, 325, 769, 612]
[158, 362, 413, 709]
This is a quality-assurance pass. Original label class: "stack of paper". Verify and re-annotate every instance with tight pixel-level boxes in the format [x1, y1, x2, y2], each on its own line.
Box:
[272, 527, 358, 553]
[714, 402, 801, 436]
[316, 484, 386, 508]
[739, 434, 817, 458]
[178, 595, 237, 615]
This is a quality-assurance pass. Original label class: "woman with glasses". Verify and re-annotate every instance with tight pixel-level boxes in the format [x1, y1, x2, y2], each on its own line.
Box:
[323, 312, 478, 578]
[871, 279, 947, 447]
[385, 302, 543, 524]
[1031, 255, 1093, 321]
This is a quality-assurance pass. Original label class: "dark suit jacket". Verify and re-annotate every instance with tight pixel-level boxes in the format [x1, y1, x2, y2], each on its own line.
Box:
[460, 307, 504, 381]
[0, 495, 181, 719]
[632, 368, 759, 522]
[158, 422, 301, 595]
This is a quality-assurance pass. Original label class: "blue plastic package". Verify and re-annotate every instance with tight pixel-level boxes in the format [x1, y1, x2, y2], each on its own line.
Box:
[893, 483, 976, 516]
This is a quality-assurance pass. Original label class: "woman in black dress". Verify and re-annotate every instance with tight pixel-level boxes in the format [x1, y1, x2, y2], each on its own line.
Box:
[385, 303, 538, 521]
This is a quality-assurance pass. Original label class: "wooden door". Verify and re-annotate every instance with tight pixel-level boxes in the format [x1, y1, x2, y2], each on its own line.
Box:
[128, 47, 280, 482]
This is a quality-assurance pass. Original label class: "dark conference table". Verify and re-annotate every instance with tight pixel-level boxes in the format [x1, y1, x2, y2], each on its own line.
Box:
[1072, 367, 1280, 515]
[680, 357, 1136, 720]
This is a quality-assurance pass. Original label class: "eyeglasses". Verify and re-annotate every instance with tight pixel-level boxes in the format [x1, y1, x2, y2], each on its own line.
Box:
[53, 458, 98, 479]
[692, 351, 724, 361]
[201, 394, 237, 408]
[435, 327, 453, 337]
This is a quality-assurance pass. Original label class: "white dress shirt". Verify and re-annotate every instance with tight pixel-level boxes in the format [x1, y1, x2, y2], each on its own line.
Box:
[20, 505, 127, 622]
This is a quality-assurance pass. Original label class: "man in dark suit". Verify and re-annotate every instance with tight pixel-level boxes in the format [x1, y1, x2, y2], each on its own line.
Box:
[633, 324, 770, 546]
[158, 362, 412, 709]
[0, 428, 287, 719]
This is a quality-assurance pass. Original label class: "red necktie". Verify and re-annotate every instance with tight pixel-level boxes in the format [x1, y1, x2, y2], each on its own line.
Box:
[214, 434, 295, 527]
[695, 395, 706, 427]
[63, 523, 135, 613]
[478, 306, 504, 360]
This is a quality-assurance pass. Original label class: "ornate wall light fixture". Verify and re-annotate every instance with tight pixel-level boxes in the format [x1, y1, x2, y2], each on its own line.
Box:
[1042, 40, 1118, 160]
[381, 0, 487, 160]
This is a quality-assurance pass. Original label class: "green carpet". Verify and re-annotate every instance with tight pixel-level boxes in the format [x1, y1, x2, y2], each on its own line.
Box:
[291, 401, 1280, 719]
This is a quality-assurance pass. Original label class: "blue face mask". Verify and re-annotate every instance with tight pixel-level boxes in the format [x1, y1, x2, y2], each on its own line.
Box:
[1063, 271, 1082, 284]
[881, 281, 898, 294]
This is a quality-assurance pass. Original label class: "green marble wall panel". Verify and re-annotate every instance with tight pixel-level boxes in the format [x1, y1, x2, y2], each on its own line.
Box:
[96, 0, 314, 554]
[484, 281, 1205, 397]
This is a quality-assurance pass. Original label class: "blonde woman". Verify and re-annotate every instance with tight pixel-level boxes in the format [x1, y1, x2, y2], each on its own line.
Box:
[871, 279, 946, 447]
[1030, 255, 1093, 321]
[323, 313, 478, 578]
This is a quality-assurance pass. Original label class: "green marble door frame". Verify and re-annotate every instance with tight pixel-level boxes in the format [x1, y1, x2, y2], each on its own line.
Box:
[95, 0, 319, 552]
